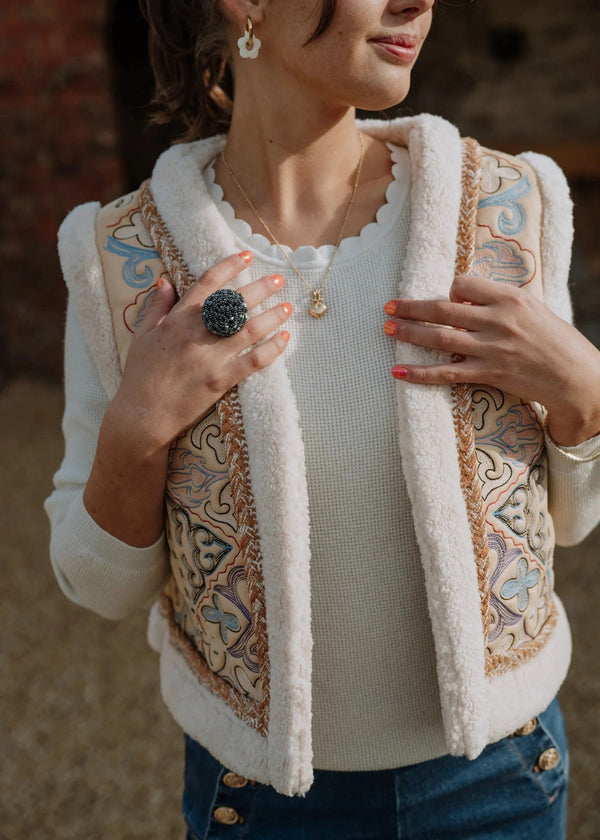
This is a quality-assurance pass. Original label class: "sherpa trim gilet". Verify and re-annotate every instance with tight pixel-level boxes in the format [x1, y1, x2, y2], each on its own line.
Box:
[58, 115, 575, 796]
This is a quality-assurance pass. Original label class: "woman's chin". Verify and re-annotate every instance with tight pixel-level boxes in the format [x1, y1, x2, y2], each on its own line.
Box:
[353, 84, 412, 114]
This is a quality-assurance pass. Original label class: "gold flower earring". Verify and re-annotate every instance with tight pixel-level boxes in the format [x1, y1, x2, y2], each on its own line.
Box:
[238, 16, 261, 59]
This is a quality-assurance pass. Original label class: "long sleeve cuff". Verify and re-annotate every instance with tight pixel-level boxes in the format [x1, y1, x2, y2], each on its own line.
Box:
[545, 428, 600, 472]
[48, 492, 169, 620]
[545, 429, 600, 545]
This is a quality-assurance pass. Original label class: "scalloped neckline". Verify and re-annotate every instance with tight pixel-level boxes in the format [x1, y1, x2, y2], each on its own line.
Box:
[203, 143, 410, 267]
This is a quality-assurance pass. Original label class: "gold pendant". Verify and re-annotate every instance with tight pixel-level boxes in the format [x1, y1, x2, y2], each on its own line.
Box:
[309, 289, 328, 318]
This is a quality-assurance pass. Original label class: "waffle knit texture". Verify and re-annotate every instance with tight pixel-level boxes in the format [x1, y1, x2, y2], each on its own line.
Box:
[205, 145, 447, 770]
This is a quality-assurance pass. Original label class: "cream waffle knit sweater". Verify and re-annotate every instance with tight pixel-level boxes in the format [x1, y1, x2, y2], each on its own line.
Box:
[205, 145, 446, 769]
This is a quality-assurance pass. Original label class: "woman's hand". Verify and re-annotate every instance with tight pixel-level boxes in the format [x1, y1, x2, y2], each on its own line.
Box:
[113, 251, 292, 451]
[383, 273, 600, 447]
[83, 251, 291, 546]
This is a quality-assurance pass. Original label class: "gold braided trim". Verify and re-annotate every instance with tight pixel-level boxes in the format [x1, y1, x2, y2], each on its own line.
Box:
[159, 591, 266, 732]
[140, 179, 270, 732]
[218, 388, 270, 734]
[455, 138, 481, 272]
[451, 138, 494, 660]
[486, 601, 558, 676]
[139, 180, 191, 298]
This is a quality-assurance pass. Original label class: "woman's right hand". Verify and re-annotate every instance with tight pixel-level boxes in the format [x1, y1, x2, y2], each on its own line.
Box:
[112, 250, 292, 452]
[83, 251, 291, 547]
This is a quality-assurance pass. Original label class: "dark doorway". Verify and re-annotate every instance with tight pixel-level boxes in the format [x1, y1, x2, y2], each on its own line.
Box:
[106, 0, 180, 190]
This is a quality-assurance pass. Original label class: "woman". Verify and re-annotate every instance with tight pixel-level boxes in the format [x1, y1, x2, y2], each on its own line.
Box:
[46, 0, 600, 837]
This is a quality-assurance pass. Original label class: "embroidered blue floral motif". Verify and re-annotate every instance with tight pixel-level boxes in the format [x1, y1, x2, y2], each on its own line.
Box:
[476, 403, 541, 465]
[169, 445, 229, 509]
[473, 240, 530, 285]
[501, 557, 540, 611]
[487, 533, 523, 644]
[166, 503, 233, 603]
[478, 175, 531, 236]
[182, 414, 238, 532]
[472, 390, 544, 503]
[202, 593, 241, 644]
[132, 289, 156, 329]
[104, 235, 160, 288]
[494, 463, 549, 572]
[215, 566, 260, 673]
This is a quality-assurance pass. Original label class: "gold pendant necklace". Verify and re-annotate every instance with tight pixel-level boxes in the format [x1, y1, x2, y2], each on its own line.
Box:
[220, 133, 365, 319]
[309, 289, 328, 318]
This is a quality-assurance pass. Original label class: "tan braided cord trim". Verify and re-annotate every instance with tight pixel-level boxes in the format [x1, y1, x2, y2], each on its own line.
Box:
[139, 179, 192, 298]
[139, 179, 270, 731]
[487, 608, 558, 676]
[451, 138, 494, 667]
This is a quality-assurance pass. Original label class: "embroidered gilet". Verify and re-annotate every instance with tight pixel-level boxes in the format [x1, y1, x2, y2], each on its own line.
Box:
[90, 118, 569, 794]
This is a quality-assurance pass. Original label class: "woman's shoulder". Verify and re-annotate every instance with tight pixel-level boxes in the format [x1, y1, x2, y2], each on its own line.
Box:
[57, 187, 155, 295]
[57, 187, 147, 273]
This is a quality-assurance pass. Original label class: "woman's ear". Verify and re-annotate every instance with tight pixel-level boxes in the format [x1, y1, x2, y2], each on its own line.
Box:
[220, 0, 268, 27]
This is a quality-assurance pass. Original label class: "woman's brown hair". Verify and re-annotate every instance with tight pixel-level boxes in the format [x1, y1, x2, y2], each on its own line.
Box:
[140, 0, 337, 141]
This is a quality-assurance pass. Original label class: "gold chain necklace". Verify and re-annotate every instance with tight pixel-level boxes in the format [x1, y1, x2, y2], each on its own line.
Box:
[220, 133, 365, 319]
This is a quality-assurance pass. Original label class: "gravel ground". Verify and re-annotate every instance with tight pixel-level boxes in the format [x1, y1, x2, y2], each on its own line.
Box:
[1, 378, 598, 840]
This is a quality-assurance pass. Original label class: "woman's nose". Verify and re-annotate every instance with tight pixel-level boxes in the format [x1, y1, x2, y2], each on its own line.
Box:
[387, 0, 436, 19]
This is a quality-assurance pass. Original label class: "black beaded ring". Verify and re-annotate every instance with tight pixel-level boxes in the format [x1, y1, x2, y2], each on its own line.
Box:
[201, 288, 248, 337]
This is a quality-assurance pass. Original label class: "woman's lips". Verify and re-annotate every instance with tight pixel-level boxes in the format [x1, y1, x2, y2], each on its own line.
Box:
[371, 36, 419, 63]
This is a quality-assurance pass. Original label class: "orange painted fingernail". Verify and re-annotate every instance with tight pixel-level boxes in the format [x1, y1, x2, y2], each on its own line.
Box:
[156, 276, 164, 289]
[384, 301, 396, 316]
[271, 274, 284, 287]
[383, 320, 397, 336]
[282, 302, 293, 316]
[281, 331, 290, 342]
[392, 366, 408, 379]
[240, 250, 253, 263]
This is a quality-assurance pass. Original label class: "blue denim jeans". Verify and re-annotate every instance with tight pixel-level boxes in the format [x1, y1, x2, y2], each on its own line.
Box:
[183, 696, 568, 840]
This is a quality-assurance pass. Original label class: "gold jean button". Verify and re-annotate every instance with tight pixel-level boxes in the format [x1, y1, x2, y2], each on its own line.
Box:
[213, 806, 240, 825]
[537, 747, 560, 771]
[513, 718, 537, 737]
[223, 771, 248, 788]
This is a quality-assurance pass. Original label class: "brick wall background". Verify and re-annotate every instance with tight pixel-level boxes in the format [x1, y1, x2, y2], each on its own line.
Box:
[0, 1, 119, 382]
[1, 0, 599, 382]
[411, 0, 600, 155]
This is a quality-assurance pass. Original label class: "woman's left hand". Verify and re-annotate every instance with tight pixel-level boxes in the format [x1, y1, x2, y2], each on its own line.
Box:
[383, 273, 600, 446]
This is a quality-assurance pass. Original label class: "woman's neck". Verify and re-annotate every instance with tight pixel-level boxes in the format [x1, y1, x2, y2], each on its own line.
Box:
[216, 105, 394, 250]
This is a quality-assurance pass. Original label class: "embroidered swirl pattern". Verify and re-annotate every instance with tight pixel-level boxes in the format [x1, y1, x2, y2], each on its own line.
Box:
[453, 142, 557, 676]
[97, 183, 271, 735]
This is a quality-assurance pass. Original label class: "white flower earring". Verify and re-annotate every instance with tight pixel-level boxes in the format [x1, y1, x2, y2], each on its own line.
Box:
[238, 15, 261, 59]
